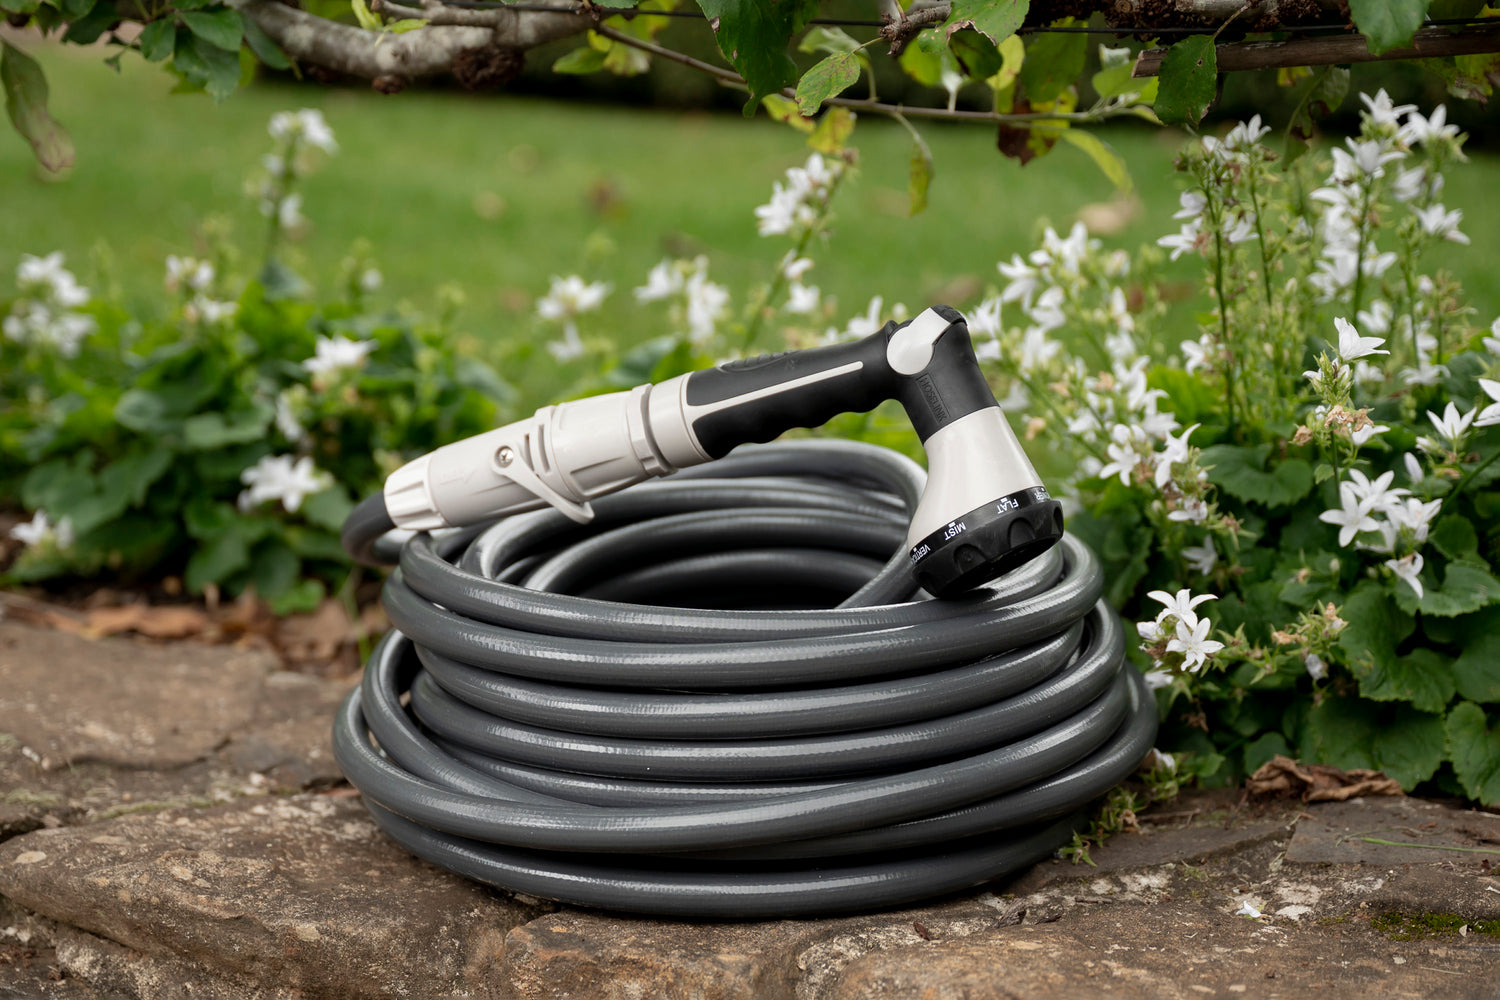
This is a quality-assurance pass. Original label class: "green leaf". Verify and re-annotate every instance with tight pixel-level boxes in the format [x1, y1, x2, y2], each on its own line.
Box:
[22, 454, 95, 514]
[798, 25, 860, 56]
[98, 448, 173, 508]
[1199, 444, 1313, 508]
[239, 11, 291, 69]
[943, 0, 1028, 46]
[173, 30, 242, 101]
[301, 485, 355, 533]
[1447, 702, 1500, 804]
[350, 0, 381, 31]
[1089, 61, 1155, 103]
[1431, 515, 1480, 561]
[908, 133, 933, 216]
[1394, 562, 1500, 618]
[181, 403, 273, 450]
[62, 0, 118, 45]
[1453, 633, 1500, 704]
[697, 0, 818, 115]
[56, 0, 93, 18]
[1301, 696, 1445, 789]
[1153, 34, 1217, 127]
[947, 28, 1003, 81]
[1057, 129, 1131, 193]
[249, 540, 300, 600]
[1348, 0, 1431, 55]
[553, 44, 608, 75]
[138, 19, 177, 62]
[1243, 732, 1291, 776]
[795, 51, 860, 115]
[0, 0, 41, 14]
[268, 578, 325, 616]
[1284, 65, 1349, 165]
[182, 8, 244, 51]
[1, 39, 73, 174]
[806, 105, 855, 155]
[1339, 581, 1430, 702]
[186, 529, 250, 592]
[1018, 27, 1087, 104]
[761, 93, 814, 133]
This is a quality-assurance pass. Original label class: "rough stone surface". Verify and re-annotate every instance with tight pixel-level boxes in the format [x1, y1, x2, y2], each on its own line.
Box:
[4, 623, 1500, 999]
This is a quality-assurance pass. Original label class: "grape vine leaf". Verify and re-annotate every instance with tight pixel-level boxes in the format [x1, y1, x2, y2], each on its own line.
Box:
[1445, 701, 1500, 805]
[698, 0, 818, 115]
[1, 39, 73, 174]
[1348, 0, 1432, 55]
[795, 51, 860, 115]
[1154, 34, 1217, 127]
[943, 0, 1029, 46]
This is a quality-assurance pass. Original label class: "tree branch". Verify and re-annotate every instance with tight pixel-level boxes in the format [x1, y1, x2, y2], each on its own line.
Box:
[1132, 24, 1500, 76]
[229, 0, 590, 80]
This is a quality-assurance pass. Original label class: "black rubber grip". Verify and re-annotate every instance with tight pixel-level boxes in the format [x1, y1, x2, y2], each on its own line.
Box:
[684, 306, 999, 459]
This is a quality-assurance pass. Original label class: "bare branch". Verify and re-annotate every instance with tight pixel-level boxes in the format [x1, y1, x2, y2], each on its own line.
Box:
[230, 0, 590, 80]
[1133, 24, 1500, 76]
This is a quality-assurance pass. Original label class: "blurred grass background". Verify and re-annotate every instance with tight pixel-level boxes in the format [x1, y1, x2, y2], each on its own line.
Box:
[4, 38, 1499, 388]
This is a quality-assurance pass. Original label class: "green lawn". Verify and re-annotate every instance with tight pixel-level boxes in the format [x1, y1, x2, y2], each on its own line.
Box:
[4, 40, 1498, 373]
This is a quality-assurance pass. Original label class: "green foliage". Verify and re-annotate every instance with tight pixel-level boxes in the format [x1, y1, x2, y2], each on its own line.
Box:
[1154, 35, 1217, 127]
[1348, 0, 1432, 55]
[1, 39, 72, 175]
[698, 0, 819, 114]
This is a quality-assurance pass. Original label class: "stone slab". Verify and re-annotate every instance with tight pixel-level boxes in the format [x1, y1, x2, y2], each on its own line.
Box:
[0, 622, 271, 769]
[0, 794, 548, 999]
[1286, 796, 1500, 867]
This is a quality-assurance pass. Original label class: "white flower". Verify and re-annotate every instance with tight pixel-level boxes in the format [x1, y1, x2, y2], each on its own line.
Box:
[1319, 487, 1380, 548]
[1224, 114, 1271, 150]
[1351, 421, 1389, 448]
[1180, 336, 1211, 374]
[547, 324, 586, 362]
[1183, 537, 1217, 576]
[359, 268, 383, 293]
[997, 255, 1039, 307]
[844, 296, 885, 339]
[188, 297, 238, 325]
[1026, 286, 1066, 335]
[1486, 317, 1500, 356]
[779, 253, 814, 281]
[634, 259, 683, 303]
[684, 265, 729, 344]
[16, 251, 68, 291]
[1143, 670, 1174, 690]
[268, 108, 337, 154]
[1391, 165, 1429, 203]
[1147, 587, 1217, 629]
[1403, 452, 1423, 483]
[1342, 469, 1407, 512]
[1426, 401, 1476, 449]
[1385, 552, 1425, 600]
[1235, 900, 1263, 919]
[274, 393, 305, 442]
[1154, 423, 1199, 489]
[1098, 423, 1149, 485]
[1414, 203, 1469, 245]
[276, 193, 305, 230]
[537, 275, 609, 320]
[1173, 190, 1207, 220]
[1222, 212, 1257, 245]
[1333, 316, 1388, 363]
[1168, 498, 1209, 524]
[754, 183, 800, 236]
[966, 296, 1002, 340]
[1475, 378, 1500, 428]
[784, 282, 820, 315]
[1360, 89, 1417, 128]
[1137, 619, 1162, 643]
[1016, 326, 1060, 375]
[1401, 360, 1449, 387]
[303, 335, 376, 375]
[1157, 220, 1202, 261]
[1356, 300, 1392, 336]
[1167, 616, 1224, 672]
[1304, 653, 1327, 682]
[1400, 105, 1460, 147]
[237, 455, 331, 513]
[9, 510, 73, 549]
[1387, 496, 1442, 545]
[165, 255, 214, 293]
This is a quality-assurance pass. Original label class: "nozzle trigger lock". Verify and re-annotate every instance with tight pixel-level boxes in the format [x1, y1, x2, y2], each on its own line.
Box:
[491, 441, 596, 525]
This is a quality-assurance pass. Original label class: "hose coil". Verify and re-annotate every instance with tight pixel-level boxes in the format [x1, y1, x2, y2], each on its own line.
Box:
[336, 440, 1156, 918]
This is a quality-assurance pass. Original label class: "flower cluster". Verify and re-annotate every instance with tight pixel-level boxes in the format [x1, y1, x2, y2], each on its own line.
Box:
[753, 153, 845, 239]
[255, 109, 337, 243]
[2, 252, 96, 356]
[164, 255, 237, 325]
[237, 454, 332, 514]
[634, 256, 730, 345]
[1136, 587, 1225, 686]
[537, 274, 611, 361]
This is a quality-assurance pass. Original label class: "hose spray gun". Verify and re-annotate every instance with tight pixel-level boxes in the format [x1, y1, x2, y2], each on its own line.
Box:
[381, 304, 1064, 597]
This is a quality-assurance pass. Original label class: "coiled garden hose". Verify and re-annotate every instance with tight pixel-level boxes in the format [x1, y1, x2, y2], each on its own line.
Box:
[335, 439, 1156, 918]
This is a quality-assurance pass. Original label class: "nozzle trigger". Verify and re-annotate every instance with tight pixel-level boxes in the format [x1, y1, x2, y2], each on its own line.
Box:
[492, 443, 595, 524]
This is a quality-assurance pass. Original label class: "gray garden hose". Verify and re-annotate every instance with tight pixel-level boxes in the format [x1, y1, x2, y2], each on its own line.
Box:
[335, 439, 1156, 918]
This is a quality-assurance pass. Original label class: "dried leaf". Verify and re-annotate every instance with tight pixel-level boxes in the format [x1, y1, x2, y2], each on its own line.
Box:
[1247, 754, 1405, 802]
